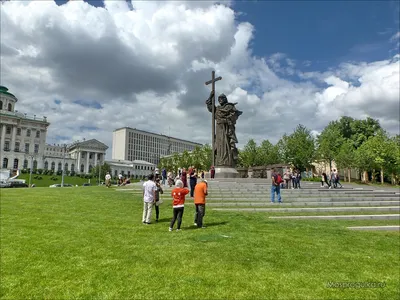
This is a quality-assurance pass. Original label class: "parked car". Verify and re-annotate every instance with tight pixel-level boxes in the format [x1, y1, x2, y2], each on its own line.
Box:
[0, 181, 28, 188]
[82, 183, 91, 186]
[49, 184, 73, 188]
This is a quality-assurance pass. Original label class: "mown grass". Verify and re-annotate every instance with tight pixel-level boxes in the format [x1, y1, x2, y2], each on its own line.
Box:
[16, 173, 91, 187]
[1, 187, 399, 299]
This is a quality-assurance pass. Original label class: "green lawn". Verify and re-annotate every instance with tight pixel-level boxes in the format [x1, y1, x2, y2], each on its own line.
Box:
[1, 187, 399, 299]
[16, 173, 93, 187]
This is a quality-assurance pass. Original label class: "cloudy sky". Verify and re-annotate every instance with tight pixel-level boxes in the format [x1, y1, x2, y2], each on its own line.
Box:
[1, 0, 399, 158]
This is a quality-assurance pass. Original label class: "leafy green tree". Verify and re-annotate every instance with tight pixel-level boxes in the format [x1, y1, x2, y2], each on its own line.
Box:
[238, 139, 258, 167]
[90, 163, 111, 184]
[256, 140, 281, 165]
[334, 140, 356, 182]
[316, 125, 344, 170]
[279, 125, 315, 171]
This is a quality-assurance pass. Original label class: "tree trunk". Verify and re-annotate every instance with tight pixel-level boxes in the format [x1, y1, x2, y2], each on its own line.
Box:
[362, 171, 368, 183]
[329, 160, 332, 171]
[348, 168, 351, 183]
[371, 169, 375, 183]
[392, 173, 396, 185]
[381, 168, 384, 184]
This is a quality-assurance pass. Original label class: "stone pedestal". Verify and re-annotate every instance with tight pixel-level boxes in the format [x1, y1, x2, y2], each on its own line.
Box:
[215, 167, 239, 178]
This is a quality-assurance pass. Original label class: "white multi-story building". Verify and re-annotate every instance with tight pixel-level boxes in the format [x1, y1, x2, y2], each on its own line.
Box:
[0, 85, 108, 175]
[112, 127, 202, 164]
[0, 86, 49, 171]
[0, 86, 155, 179]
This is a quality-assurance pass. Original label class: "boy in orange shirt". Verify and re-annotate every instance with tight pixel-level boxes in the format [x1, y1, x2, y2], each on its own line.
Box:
[194, 179, 208, 228]
[169, 179, 189, 231]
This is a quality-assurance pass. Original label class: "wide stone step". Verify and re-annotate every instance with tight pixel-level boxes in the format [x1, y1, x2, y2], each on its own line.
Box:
[211, 207, 400, 213]
[205, 197, 400, 202]
[194, 201, 400, 207]
[268, 214, 400, 220]
[347, 226, 400, 231]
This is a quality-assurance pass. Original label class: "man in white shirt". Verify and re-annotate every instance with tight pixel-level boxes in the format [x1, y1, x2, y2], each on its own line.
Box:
[142, 174, 156, 224]
[105, 172, 111, 188]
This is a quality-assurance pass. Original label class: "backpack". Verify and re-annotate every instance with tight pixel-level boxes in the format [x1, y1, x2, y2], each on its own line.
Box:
[275, 174, 283, 185]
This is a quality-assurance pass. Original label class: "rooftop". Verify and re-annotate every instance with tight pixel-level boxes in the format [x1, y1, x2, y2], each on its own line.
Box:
[114, 126, 202, 146]
[0, 86, 18, 101]
[0, 110, 48, 123]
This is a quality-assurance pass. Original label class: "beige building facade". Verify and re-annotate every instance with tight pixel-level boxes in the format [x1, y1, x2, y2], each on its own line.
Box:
[112, 127, 202, 165]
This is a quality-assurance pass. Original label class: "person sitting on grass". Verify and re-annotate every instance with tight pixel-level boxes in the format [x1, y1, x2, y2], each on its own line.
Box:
[169, 179, 189, 232]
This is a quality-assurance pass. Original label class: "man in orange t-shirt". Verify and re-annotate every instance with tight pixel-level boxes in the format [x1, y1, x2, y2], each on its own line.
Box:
[194, 179, 208, 228]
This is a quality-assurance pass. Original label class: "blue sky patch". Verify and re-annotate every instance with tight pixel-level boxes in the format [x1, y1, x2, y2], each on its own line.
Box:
[80, 126, 99, 132]
[73, 99, 103, 110]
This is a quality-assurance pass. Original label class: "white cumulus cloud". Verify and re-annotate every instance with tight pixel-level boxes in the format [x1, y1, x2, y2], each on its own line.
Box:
[1, 0, 399, 158]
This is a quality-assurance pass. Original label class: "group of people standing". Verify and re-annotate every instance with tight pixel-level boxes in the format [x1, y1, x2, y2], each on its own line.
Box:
[282, 169, 302, 189]
[142, 170, 209, 231]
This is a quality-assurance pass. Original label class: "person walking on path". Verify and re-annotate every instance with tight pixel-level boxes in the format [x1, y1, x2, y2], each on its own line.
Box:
[271, 168, 282, 203]
[169, 179, 189, 231]
[194, 179, 208, 228]
[142, 174, 156, 224]
[189, 168, 197, 197]
[105, 172, 111, 188]
[321, 172, 331, 188]
[181, 168, 188, 188]
[154, 178, 164, 222]
[162, 168, 167, 185]
[333, 169, 343, 188]
[283, 170, 290, 189]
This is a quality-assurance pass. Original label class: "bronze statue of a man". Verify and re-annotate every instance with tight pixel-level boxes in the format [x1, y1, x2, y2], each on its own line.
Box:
[206, 91, 243, 167]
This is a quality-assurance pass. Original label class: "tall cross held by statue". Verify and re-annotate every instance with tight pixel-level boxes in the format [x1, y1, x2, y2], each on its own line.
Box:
[205, 71, 222, 168]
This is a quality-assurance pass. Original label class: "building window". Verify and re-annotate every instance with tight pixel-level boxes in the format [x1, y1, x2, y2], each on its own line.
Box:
[24, 159, 28, 169]
[33, 160, 37, 170]
[97, 153, 101, 160]
[0, 101, 2, 110]
[80, 164, 84, 172]
[89, 165, 93, 172]
[2, 158, 8, 168]
[27, 129, 31, 137]
[51, 162, 55, 171]
[25, 143, 29, 153]
[114, 170, 118, 177]
[4, 141, 10, 151]
[36, 131, 40, 138]
[128, 171, 131, 178]
[65, 163, 68, 171]
[15, 142, 19, 152]
[81, 153, 84, 158]
[6, 126, 11, 134]
[7, 103, 12, 111]
[58, 163, 62, 171]
[71, 164, 75, 172]
[44, 161, 48, 170]
[34, 144, 39, 153]
[17, 128, 21, 136]
[13, 159, 18, 169]
[89, 153, 93, 159]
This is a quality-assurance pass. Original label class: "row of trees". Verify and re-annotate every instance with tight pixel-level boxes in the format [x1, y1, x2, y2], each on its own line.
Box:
[159, 116, 399, 185]
[238, 117, 399, 185]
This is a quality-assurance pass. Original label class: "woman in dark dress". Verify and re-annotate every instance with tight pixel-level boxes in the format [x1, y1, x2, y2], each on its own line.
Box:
[181, 168, 188, 188]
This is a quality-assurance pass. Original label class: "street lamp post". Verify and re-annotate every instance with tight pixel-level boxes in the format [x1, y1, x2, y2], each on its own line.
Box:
[61, 144, 66, 187]
[98, 162, 101, 186]
[29, 155, 34, 187]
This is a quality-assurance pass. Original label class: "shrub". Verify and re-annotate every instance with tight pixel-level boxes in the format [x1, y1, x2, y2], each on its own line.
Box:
[37, 169, 43, 175]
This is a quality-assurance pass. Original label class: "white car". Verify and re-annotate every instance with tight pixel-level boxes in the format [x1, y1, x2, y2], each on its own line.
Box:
[49, 184, 73, 188]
